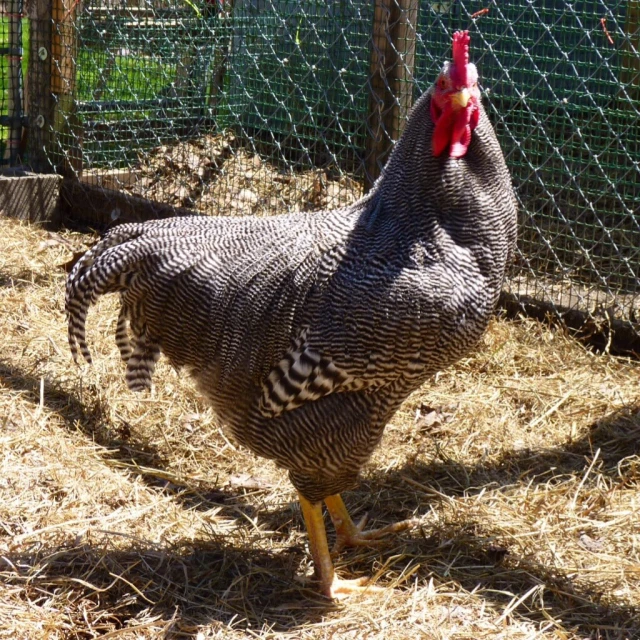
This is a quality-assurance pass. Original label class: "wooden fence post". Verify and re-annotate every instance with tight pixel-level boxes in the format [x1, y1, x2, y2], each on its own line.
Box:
[51, 0, 81, 176]
[27, 0, 54, 171]
[364, 0, 418, 192]
[622, 1, 639, 102]
[5, 0, 24, 165]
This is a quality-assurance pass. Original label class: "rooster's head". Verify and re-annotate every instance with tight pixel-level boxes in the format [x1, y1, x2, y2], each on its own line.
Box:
[431, 30, 481, 159]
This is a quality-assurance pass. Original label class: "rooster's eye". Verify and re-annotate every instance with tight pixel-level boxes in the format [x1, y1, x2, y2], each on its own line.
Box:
[438, 78, 447, 89]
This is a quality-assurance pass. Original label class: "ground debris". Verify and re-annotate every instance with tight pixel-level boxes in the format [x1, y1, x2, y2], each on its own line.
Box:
[1, 217, 639, 639]
[122, 132, 363, 217]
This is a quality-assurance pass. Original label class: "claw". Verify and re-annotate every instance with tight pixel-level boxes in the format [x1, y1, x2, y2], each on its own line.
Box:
[325, 494, 418, 554]
[333, 515, 418, 554]
[297, 492, 416, 599]
[326, 575, 384, 599]
[299, 493, 389, 599]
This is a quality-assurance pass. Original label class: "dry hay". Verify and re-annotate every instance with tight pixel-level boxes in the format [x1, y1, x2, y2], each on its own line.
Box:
[90, 133, 363, 217]
[1, 216, 639, 639]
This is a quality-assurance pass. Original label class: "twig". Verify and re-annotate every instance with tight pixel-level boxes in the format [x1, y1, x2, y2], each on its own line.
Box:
[530, 621, 557, 638]
[217, 425, 238, 451]
[47, 336, 64, 358]
[496, 584, 542, 623]
[95, 617, 170, 639]
[600, 18, 614, 45]
[471, 8, 489, 19]
[401, 475, 454, 503]
[527, 388, 574, 429]
[14, 504, 154, 542]
[108, 571, 156, 604]
[571, 448, 601, 509]
[604, 308, 613, 354]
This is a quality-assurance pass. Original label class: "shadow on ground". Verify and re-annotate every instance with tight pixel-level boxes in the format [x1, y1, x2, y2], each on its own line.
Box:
[2, 357, 639, 637]
[0, 270, 58, 290]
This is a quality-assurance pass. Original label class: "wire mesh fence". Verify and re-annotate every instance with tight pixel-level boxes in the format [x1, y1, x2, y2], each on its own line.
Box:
[7, 0, 640, 351]
[0, 0, 25, 164]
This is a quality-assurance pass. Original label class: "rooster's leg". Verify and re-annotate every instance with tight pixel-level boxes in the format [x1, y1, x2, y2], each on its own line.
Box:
[298, 493, 381, 598]
[324, 494, 417, 554]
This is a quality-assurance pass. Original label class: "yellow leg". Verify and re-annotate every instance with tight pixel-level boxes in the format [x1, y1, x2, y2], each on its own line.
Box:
[324, 494, 417, 554]
[298, 493, 379, 599]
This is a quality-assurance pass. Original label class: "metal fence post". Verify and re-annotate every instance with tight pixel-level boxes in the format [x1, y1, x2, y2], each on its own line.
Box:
[364, 0, 418, 192]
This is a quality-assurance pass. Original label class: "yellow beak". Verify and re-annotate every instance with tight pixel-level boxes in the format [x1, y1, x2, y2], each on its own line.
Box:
[451, 88, 471, 110]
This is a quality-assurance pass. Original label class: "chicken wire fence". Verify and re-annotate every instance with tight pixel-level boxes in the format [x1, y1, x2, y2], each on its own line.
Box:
[10, 0, 640, 351]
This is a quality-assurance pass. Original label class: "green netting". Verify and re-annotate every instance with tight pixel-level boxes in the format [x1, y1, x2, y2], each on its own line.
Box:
[73, 4, 221, 166]
[225, 1, 373, 171]
[468, 2, 639, 295]
[14, 0, 640, 346]
[0, 5, 27, 165]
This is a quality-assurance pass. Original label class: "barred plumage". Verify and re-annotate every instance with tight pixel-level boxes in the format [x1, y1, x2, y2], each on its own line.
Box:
[65, 32, 517, 597]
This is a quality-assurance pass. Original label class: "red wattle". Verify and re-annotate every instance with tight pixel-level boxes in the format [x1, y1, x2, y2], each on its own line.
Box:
[432, 103, 478, 158]
[432, 104, 455, 157]
[449, 105, 473, 158]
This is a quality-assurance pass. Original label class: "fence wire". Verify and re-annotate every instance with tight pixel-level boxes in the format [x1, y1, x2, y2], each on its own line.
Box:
[16, 0, 640, 351]
[0, 0, 25, 165]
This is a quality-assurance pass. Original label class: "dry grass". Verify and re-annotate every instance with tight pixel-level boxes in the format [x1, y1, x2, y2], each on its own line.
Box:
[1, 216, 639, 639]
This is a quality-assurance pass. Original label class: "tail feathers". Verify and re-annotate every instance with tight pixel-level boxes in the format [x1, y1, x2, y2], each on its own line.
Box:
[115, 303, 132, 362]
[117, 300, 161, 392]
[125, 339, 161, 391]
[66, 219, 212, 387]
[65, 214, 295, 385]
[67, 300, 94, 365]
[66, 224, 146, 365]
[65, 224, 171, 367]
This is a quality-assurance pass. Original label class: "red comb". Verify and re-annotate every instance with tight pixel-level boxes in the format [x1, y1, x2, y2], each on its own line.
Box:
[452, 30, 470, 85]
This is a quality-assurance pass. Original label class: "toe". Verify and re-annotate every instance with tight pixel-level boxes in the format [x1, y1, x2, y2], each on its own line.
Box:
[326, 576, 384, 599]
[333, 517, 419, 553]
[360, 517, 419, 540]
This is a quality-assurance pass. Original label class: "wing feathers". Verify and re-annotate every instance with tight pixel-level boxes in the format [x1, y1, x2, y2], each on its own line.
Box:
[259, 333, 355, 418]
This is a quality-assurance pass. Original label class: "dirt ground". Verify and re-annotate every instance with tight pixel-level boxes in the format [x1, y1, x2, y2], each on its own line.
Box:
[1, 216, 639, 639]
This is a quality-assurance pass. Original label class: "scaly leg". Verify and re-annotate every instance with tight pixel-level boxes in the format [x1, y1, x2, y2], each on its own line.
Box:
[298, 493, 381, 599]
[324, 494, 417, 554]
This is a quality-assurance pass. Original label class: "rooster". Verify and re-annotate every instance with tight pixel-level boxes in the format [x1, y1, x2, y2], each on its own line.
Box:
[66, 31, 517, 598]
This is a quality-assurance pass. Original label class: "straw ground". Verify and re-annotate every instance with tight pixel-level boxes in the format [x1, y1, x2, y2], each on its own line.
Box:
[1, 216, 639, 639]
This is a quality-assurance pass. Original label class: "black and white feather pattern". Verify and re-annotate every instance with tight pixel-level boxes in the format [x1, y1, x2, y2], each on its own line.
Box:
[66, 88, 517, 502]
